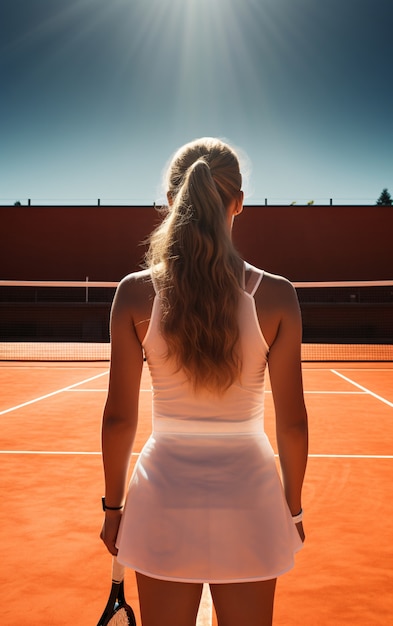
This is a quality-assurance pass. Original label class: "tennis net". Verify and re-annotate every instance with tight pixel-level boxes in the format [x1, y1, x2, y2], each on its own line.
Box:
[0, 279, 392, 362]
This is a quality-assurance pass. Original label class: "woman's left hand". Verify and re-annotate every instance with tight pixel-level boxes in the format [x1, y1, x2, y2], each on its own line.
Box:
[295, 521, 305, 543]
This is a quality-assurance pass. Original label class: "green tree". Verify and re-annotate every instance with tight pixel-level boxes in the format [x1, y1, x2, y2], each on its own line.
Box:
[376, 188, 392, 206]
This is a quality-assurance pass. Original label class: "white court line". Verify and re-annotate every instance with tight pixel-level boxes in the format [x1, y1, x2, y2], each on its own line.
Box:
[325, 368, 393, 372]
[305, 367, 393, 371]
[66, 389, 108, 392]
[265, 390, 366, 395]
[0, 371, 109, 416]
[66, 388, 152, 392]
[64, 389, 365, 395]
[331, 369, 393, 408]
[0, 451, 391, 459]
[0, 450, 141, 456]
[308, 453, 393, 459]
[0, 450, 101, 455]
[303, 391, 365, 394]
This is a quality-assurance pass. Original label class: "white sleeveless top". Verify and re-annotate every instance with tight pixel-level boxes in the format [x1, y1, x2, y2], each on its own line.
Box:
[116, 263, 303, 582]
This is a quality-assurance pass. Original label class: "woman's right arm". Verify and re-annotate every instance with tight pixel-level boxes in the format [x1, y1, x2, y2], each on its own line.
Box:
[100, 277, 144, 555]
[266, 279, 308, 541]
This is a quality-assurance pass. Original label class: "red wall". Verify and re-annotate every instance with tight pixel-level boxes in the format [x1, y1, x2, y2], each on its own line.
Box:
[233, 205, 392, 281]
[1, 204, 392, 281]
[1, 206, 159, 281]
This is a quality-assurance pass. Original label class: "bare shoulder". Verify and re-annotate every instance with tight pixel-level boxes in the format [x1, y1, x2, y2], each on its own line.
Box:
[118, 268, 152, 289]
[257, 271, 299, 312]
[111, 268, 155, 327]
[253, 271, 300, 347]
[115, 269, 154, 303]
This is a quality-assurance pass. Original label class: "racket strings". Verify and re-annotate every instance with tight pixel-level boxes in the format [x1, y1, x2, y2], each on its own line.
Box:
[107, 607, 132, 625]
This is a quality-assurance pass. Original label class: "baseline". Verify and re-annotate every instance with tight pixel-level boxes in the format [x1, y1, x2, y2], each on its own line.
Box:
[0, 450, 140, 456]
[0, 450, 391, 459]
[66, 388, 151, 393]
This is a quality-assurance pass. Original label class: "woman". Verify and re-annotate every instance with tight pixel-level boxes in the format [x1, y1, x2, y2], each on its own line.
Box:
[100, 137, 308, 626]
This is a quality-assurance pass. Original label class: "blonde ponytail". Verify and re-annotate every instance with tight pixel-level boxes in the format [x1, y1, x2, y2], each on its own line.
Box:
[146, 138, 244, 393]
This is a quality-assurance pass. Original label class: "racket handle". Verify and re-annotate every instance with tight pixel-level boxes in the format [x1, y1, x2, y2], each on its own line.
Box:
[112, 556, 125, 584]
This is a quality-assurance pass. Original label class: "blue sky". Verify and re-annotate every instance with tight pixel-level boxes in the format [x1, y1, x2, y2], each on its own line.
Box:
[1, 0, 392, 205]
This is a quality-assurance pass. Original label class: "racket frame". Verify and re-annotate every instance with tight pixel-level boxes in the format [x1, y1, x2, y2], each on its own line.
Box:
[97, 558, 136, 626]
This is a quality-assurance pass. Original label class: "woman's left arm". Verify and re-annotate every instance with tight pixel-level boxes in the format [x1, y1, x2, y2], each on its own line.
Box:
[266, 280, 308, 542]
[100, 277, 144, 555]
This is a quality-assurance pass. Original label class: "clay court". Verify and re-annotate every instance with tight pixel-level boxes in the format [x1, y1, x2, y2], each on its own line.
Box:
[1, 203, 392, 624]
[1, 357, 392, 625]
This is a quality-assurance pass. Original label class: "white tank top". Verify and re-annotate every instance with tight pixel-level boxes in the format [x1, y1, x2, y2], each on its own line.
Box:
[142, 262, 269, 436]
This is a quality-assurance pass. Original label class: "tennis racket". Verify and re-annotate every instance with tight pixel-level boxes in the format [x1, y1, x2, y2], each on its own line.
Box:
[97, 557, 136, 626]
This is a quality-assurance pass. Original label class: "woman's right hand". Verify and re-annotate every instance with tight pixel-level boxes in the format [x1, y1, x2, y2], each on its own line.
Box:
[100, 511, 122, 556]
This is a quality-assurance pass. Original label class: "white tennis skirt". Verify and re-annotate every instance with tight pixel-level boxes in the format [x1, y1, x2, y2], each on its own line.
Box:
[116, 420, 303, 583]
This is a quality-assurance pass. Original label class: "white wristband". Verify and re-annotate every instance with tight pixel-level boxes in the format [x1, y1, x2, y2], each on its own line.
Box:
[292, 509, 303, 524]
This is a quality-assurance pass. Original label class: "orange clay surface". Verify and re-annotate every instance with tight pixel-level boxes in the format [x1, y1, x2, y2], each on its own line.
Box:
[0, 361, 392, 625]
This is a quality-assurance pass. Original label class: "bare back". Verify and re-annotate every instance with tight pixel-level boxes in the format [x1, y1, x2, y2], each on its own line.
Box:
[124, 266, 301, 355]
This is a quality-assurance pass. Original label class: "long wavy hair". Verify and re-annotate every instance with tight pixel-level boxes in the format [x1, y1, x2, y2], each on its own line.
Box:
[146, 137, 244, 393]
